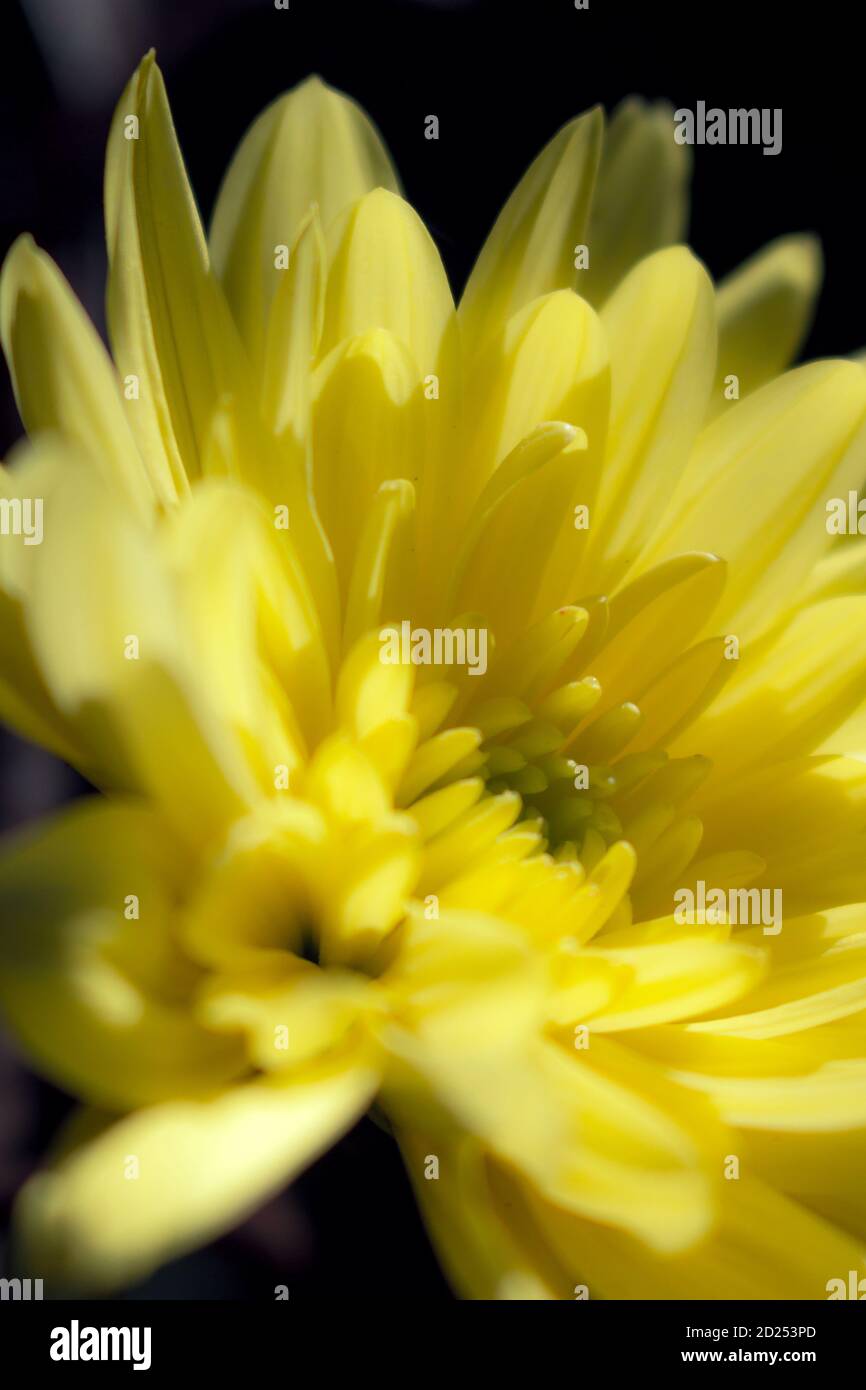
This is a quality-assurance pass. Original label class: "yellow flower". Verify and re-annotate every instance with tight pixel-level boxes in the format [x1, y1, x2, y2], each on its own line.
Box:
[0, 52, 865, 1299]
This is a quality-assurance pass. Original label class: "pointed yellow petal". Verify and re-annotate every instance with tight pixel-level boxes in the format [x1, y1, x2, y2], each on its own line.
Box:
[459, 108, 602, 360]
[710, 234, 823, 419]
[586, 247, 716, 590]
[105, 53, 252, 490]
[210, 76, 399, 366]
[0, 236, 152, 515]
[582, 98, 691, 306]
[321, 188, 455, 376]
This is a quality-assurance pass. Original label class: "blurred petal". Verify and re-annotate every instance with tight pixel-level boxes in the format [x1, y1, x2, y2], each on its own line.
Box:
[709, 235, 823, 419]
[26, 471, 261, 835]
[525, 1172, 865, 1299]
[161, 479, 332, 757]
[399, 1130, 561, 1299]
[0, 442, 87, 762]
[15, 1057, 378, 1292]
[581, 98, 691, 306]
[694, 756, 866, 917]
[0, 799, 246, 1111]
[0, 237, 151, 515]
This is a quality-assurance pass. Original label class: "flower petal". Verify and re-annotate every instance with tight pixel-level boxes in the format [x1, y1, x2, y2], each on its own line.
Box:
[321, 188, 456, 385]
[459, 108, 602, 361]
[399, 1129, 562, 1299]
[709, 234, 823, 419]
[693, 756, 866, 916]
[343, 479, 417, 652]
[161, 479, 332, 757]
[582, 98, 691, 307]
[25, 470, 261, 835]
[585, 247, 716, 591]
[210, 76, 399, 367]
[459, 289, 609, 530]
[0, 441, 87, 762]
[645, 361, 866, 638]
[678, 597, 866, 780]
[14, 1058, 378, 1292]
[105, 53, 254, 492]
[0, 236, 151, 514]
[524, 1171, 865, 1299]
[312, 328, 425, 598]
[0, 799, 246, 1111]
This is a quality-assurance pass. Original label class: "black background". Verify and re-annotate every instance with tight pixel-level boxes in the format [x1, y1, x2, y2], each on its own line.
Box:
[0, 0, 861, 1299]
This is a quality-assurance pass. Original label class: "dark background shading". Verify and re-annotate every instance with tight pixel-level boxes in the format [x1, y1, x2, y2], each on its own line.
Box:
[0, 0, 861, 1298]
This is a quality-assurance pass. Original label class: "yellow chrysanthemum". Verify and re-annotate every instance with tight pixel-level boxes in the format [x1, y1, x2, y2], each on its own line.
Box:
[1, 53, 865, 1300]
